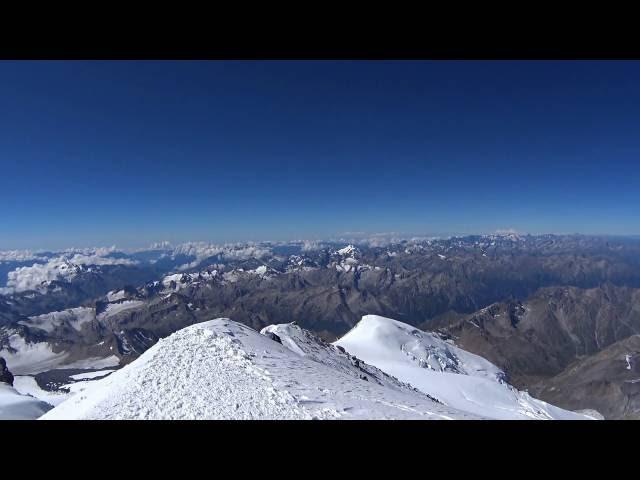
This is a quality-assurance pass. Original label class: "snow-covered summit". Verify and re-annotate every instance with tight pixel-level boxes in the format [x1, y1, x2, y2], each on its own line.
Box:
[40, 317, 592, 420]
[260, 323, 428, 395]
[161, 270, 219, 291]
[248, 265, 281, 278]
[286, 255, 318, 273]
[335, 315, 590, 420]
[331, 245, 363, 273]
[336, 245, 358, 257]
[338, 315, 505, 381]
[42, 319, 478, 420]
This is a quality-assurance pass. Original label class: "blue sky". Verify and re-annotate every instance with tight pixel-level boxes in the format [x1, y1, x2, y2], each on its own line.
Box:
[1, 60, 639, 249]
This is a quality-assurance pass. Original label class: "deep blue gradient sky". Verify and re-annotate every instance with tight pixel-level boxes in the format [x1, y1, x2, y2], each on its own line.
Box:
[1, 60, 639, 249]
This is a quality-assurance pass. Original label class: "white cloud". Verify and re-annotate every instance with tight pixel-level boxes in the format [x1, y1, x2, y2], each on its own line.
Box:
[148, 241, 173, 250]
[1, 261, 73, 294]
[0, 250, 50, 263]
[172, 242, 273, 271]
[494, 228, 520, 235]
[0, 246, 125, 264]
[0, 252, 138, 295]
[65, 254, 137, 267]
[300, 240, 324, 252]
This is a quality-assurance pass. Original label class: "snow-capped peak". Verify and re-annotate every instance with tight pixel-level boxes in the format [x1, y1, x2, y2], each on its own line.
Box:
[260, 323, 428, 395]
[41, 318, 469, 420]
[331, 245, 362, 273]
[334, 315, 589, 420]
[161, 270, 218, 291]
[286, 255, 318, 272]
[253, 265, 269, 275]
[336, 244, 358, 256]
[249, 265, 280, 277]
[37, 317, 592, 420]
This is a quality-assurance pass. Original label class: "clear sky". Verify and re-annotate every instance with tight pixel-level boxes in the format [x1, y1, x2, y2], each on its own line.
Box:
[1, 60, 639, 249]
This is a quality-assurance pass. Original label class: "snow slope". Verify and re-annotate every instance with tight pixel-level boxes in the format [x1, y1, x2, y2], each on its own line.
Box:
[0, 383, 52, 419]
[0, 331, 120, 375]
[39, 317, 592, 420]
[20, 307, 95, 333]
[97, 300, 145, 319]
[12, 376, 70, 406]
[42, 319, 478, 420]
[261, 323, 430, 396]
[335, 315, 589, 420]
[0, 334, 68, 374]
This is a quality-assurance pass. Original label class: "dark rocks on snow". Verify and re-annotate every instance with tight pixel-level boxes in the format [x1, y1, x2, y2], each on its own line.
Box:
[0, 357, 14, 386]
[265, 332, 282, 344]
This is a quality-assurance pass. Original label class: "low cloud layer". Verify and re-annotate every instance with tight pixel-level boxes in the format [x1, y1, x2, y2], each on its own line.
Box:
[172, 242, 273, 270]
[0, 250, 137, 294]
[494, 228, 521, 235]
[0, 250, 49, 263]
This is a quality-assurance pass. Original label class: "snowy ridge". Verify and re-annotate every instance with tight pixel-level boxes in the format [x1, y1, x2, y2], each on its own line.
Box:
[248, 265, 281, 278]
[159, 266, 280, 289]
[40, 317, 593, 420]
[161, 270, 219, 291]
[331, 244, 365, 273]
[335, 315, 589, 420]
[286, 255, 318, 272]
[42, 319, 480, 420]
[97, 300, 145, 320]
[106, 289, 127, 302]
[261, 323, 431, 397]
[336, 245, 358, 256]
[341, 316, 505, 381]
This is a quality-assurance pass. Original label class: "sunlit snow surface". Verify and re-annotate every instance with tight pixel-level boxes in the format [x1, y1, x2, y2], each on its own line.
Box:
[42, 319, 477, 420]
[12, 376, 70, 406]
[0, 383, 52, 419]
[41, 317, 592, 420]
[335, 315, 589, 420]
[97, 300, 145, 319]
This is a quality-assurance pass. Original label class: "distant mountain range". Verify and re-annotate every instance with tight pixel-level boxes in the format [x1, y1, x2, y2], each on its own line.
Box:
[2, 234, 640, 418]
